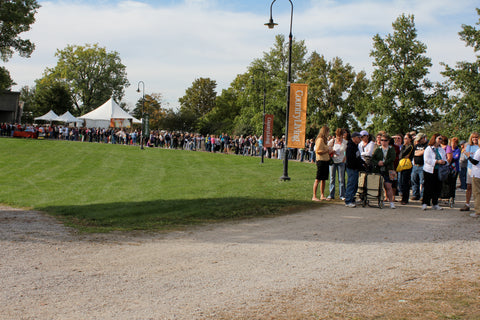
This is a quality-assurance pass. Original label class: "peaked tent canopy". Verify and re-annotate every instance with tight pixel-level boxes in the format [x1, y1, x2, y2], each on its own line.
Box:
[79, 98, 140, 128]
[56, 111, 81, 123]
[34, 110, 59, 122]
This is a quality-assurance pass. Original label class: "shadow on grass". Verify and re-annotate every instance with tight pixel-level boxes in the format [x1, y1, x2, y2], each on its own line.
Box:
[40, 197, 315, 233]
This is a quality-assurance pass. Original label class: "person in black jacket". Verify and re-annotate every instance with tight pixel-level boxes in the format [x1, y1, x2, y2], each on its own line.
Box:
[345, 132, 365, 207]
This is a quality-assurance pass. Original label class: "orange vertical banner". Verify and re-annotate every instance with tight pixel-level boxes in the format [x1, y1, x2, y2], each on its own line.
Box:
[287, 83, 308, 148]
[263, 114, 274, 148]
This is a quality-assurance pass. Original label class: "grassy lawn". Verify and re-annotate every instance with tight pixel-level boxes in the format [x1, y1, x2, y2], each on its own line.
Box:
[0, 138, 322, 232]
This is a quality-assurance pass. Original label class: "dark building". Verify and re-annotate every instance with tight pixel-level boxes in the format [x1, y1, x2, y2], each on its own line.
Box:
[0, 91, 21, 123]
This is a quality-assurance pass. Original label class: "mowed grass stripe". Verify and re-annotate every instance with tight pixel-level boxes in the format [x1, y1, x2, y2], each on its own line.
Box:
[0, 138, 321, 232]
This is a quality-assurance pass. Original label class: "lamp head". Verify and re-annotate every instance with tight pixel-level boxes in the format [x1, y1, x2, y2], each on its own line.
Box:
[264, 18, 278, 29]
[136, 88, 140, 93]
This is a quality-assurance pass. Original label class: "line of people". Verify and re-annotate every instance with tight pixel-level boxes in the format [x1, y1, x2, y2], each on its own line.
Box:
[2, 122, 311, 161]
[311, 126, 478, 218]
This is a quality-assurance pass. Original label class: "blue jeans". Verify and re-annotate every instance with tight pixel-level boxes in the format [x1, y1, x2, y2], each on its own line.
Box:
[411, 165, 424, 198]
[329, 162, 346, 199]
[345, 168, 359, 204]
[300, 149, 305, 162]
[460, 166, 467, 189]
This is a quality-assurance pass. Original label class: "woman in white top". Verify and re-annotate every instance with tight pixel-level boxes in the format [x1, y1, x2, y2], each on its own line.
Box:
[327, 128, 348, 200]
[422, 133, 447, 210]
[358, 130, 375, 167]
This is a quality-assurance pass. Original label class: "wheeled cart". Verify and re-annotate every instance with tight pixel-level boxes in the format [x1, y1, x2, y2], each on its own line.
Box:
[439, 168, 457, 208]
[357, 171, 385, 208]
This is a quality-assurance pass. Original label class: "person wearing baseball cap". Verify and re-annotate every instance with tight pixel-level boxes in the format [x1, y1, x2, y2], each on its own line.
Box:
[358, 130, 375, 167]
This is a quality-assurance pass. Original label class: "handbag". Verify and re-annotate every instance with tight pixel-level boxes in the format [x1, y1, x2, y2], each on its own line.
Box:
[438, 164, 450, 182]
[396, 158, 412, 172]
[396, 147, 413, 172]
[389, 170, 397, 181]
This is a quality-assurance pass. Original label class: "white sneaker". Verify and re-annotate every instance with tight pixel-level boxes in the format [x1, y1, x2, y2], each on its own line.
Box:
[340, 197, 345, 201]
[390, 202, 396, 209]
[345, 203, 356, 208]
[422, 204, 427, 211]
[469, 212, 479, 218]
[432, 205, 443, 211]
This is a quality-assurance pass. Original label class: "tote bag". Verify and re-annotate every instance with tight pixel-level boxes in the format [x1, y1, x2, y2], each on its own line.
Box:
[438, 164, 450, 181]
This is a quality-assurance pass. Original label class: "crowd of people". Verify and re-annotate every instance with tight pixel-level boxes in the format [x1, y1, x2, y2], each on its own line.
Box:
[0, 123, 313, 159]
[4, 122, 479, 218]
[311, 126, 479, 218]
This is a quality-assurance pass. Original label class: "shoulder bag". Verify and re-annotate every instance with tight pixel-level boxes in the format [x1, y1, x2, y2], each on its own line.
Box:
[396, 146, 413, 172]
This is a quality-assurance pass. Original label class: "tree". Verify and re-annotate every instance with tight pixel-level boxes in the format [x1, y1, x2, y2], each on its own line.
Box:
[369, 14, 436, 134]
[197, 87, 241, 135]
[0, 66, 14, 91]
[178, 77, 217, 132]
[132, 93, 167, 130]
[39, 43, 129, 114]
[259, 35, 308, 137]
[0, 0, 40, 90]
[300, 52, 370, 136]
[19, 85, 35, 123]
[33, 78, 73, 116]
[0, 0, 40, 61]
[226, 35, 308, 138]
[440, 8, 480, 138]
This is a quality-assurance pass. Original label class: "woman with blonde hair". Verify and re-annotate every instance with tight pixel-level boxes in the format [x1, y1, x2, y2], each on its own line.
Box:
[312, 126, 331, 201]
[460, 132, 479, 211]
[327, 128, 347, 200]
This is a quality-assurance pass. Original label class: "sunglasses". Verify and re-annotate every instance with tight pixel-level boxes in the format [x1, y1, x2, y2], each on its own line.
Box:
[381, 139, 389, 142]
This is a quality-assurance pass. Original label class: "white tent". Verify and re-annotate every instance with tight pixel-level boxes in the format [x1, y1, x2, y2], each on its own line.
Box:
[56, 111, 81, 123]
[79, 98, 140, 128]
[34, 110, 59, 121]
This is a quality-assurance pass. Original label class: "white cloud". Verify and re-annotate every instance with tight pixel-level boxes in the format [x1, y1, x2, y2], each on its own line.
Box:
[5, 0, 479, 111]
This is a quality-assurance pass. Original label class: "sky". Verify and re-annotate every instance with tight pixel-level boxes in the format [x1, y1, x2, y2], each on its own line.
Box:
[5, 0, 480, 111]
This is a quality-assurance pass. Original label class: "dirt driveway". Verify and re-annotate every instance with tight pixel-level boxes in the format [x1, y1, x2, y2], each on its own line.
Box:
[1, 193, 479, 319]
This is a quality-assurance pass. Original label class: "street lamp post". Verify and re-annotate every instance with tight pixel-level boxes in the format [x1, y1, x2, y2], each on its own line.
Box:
[136, 81, 145, 150]
[266, 0, 293, 181]
[252, 68, 267, 164]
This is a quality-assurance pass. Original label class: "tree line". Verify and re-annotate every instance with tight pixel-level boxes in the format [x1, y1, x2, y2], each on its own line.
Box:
[2, 1, 479, 140]
[162, 10, 480, 140]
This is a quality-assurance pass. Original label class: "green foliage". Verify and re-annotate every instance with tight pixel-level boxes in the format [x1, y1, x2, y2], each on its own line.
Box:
[300, 52, 370, 136]
[216, 36, 308, 138]
[0, 66, 14, 91]
[33, 78, 73, 116]
[198, 87, 241, 135]
[258, 35, 308, 137]
[178, 77, 217, 133]
[0, 139, 318, 233]
[133, 93, 166, 130]
[440, 8, 480, 139]
[40, 43, 129, 114]
[0, 0, 39, 90]
[369, 14, 436, 134]
[19, 85, 35, 122]
[0, 0, 40, 62]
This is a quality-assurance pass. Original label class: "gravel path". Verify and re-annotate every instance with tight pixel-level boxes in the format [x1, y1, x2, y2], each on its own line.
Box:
[1, 194, 479, 319]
